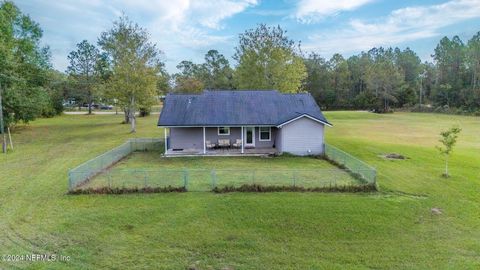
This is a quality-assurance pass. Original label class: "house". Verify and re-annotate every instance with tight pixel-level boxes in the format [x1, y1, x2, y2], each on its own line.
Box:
[157, 90, 332, 156]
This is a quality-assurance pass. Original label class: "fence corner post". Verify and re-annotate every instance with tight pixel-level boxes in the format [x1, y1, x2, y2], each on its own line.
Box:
[68, 171, 72, 191]
[211, 169, 216, 189]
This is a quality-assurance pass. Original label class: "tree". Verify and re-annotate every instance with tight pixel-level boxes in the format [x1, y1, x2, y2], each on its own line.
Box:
[365, 48, 404, 112]
[328, 54, 352, 108]
[0, 1, 53, 129]
[44, 70, 68, 116]
[234, 24, 306, 93]
[67, 40, 104, 114]
[98, 15, 162, 132]
[203, 50, 233, 89]
[173, 60, 205, 93]
[464, 32, 480, 110]
[433, 36, 466, 107]
[394, 48, 421, 106]
[156, 62, 170, 95]
[303, 53, 332, 108]
[436, 126, 461, 177]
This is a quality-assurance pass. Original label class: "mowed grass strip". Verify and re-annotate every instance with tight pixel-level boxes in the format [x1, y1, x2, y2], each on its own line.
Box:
[0, 112, 479, 269]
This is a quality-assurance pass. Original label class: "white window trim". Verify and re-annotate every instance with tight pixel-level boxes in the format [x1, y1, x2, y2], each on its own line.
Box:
[259, 127, 271, 141]
[217, 127, 230, 136]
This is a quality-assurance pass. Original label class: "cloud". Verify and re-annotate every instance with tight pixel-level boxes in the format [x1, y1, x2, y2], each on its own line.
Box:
[13, 0, 258, 73]
[294, 0, 374, 23]
[303, 0, 480, 56]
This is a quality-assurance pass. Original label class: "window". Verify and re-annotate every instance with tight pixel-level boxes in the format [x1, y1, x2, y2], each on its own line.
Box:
[259, 127, 271, 141]
[218, 127, 230, 135]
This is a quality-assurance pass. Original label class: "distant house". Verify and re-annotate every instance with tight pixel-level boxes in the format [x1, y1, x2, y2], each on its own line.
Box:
[157, 90, 331, 156]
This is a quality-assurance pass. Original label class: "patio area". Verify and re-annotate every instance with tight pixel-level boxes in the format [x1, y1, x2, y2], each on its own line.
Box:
[165, 147, 278, 157]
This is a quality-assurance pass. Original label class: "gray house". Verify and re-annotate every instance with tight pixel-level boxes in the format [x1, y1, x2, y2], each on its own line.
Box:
[157, 90, 331, 156]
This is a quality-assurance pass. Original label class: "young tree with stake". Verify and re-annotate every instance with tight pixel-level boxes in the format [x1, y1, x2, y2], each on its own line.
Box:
[436, 126, 461, 177]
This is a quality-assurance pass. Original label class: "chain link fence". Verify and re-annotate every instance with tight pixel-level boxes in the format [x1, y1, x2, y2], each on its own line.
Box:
[68, 138, 163, 190]
[75, 167, 372, 192]
[68, 140, 377, 193]
[324, 144, 377, 185]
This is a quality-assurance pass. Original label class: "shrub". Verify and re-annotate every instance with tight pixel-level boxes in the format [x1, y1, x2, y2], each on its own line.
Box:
[139, 107, 151, 117]
[212, 184, 377, 193]
[68, 186, 186, 195]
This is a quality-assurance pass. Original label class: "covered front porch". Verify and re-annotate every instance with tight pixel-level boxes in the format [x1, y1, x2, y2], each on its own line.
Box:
[163, 126, 279, 156]
[165, 147, 277, 157]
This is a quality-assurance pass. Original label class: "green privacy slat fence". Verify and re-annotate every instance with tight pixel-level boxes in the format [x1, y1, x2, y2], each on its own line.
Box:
[324, 144, 376, 185]
[68, 138, 163, 190]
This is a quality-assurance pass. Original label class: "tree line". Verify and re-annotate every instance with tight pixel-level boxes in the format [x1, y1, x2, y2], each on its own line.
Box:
[173, 25, 480, 114]
[2, 1, 480, 135]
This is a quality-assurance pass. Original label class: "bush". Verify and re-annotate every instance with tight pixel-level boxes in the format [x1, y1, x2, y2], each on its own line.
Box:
[139, 107, 151, 117]
[68, 186, 186, 195]
[212, 184, 377, 193]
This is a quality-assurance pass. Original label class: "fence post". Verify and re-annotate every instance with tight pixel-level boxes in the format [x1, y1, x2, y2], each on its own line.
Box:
[144, 171, 148, 188]
[183, 169, 189, 191]
[211, 169, 216, 189]
[333, 170, 337, 187]
[292, 171, 296, 187]
[68, 171, 72, 191]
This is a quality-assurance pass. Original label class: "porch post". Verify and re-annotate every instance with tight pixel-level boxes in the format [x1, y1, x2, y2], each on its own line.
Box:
[164, 128, 167, 154]
[203, 126, 206, 154]
[241, 126, 244, 154]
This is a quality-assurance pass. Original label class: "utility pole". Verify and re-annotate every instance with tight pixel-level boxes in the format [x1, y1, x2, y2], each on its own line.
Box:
[419, 77, 423, 106]
[0, 82, 6, 153]
[419, 71, 426, 106]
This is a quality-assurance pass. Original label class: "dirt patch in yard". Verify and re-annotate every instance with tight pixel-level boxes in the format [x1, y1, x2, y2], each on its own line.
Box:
[380, 153, 409, 160]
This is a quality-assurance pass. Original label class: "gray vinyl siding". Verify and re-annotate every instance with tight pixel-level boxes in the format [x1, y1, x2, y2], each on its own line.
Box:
[275, 128, 282, 152]
[169, 127, 203, 149]
[255, 127, 276, 148]
[205, 127, 242, 145]
[279, 117, 325, 155]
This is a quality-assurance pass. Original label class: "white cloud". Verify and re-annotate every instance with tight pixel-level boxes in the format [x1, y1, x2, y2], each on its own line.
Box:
[304, 0, 480, 56]
[294, 0, 374, 23]
[13, 0, 257, 73]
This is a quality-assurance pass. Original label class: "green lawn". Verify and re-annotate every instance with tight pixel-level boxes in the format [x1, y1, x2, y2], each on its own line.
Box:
[1, 112, 479, 269]
[82, 153, 359, 191]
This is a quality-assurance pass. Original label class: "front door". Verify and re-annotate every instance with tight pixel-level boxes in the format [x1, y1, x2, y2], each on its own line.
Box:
[244, 127, 255, 148]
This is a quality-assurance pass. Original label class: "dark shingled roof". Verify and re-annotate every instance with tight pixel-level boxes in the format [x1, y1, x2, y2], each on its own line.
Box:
[157, 90, 331, 126]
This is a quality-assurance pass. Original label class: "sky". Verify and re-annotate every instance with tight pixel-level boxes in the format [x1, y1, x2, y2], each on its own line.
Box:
[13, 0, 480, 74]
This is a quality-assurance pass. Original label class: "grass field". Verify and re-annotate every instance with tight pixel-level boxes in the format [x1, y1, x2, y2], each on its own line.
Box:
[1, 112, 479, 269]
[82, 153, 360, 191]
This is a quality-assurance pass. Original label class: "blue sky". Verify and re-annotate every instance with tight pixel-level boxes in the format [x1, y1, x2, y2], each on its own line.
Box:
[13, 0, 480, 73]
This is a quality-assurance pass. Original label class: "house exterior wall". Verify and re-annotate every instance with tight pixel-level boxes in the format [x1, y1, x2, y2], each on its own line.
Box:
[168, 126, 277, 150]
[205, 127, 241, 145]
[275, 127, 282, 151]
[255, 127, 277, 148]
[169, 127, 203, 149]
[278, 117, 325, 155]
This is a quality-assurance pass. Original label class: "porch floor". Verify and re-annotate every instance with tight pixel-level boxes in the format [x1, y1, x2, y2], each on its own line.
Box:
[165, 147, 277, 157]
